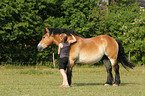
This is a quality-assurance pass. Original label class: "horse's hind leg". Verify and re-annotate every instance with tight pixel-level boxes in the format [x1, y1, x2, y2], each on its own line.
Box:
[103, 56, 113, 86]
[110, 59, 121, 86]
[113, 63, 120, 86]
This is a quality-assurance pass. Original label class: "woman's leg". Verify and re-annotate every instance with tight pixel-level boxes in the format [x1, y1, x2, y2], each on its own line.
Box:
[59, 57, 69, 87]
[60, 69, 69, 86]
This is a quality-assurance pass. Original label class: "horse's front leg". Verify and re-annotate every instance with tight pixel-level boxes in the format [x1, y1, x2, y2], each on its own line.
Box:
[67, 59, 74, 86]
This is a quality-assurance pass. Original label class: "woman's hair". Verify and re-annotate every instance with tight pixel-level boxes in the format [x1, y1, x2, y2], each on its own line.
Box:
[60, 33, 68, 43]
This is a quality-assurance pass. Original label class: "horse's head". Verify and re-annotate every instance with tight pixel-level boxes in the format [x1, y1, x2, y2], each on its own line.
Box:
[37, 28, 61, 52]
[37, 28, 79, 52]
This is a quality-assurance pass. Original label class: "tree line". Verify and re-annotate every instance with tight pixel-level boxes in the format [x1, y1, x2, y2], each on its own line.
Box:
[0, 0, 144, 66]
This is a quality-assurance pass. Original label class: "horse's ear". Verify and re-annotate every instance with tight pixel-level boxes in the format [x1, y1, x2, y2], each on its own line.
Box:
[45, 27, 50, 33]
[51, 32, 54, 36]
[45, 27, 50, 36]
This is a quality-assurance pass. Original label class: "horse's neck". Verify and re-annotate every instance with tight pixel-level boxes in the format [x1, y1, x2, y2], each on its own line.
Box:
[54, 34, 82, 46]
[53, 35, 61, 46]
[68, 35, 82, 41]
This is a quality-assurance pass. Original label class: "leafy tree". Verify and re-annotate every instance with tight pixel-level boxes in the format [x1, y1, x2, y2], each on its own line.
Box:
[0, 0, 144, 66]
[0, 0, 43, 65]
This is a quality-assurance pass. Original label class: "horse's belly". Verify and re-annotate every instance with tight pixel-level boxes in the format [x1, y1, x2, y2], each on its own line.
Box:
[75, 50, 105, 64]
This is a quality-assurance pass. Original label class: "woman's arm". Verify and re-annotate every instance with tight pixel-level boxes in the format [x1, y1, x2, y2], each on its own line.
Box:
[58, 43, 63, 54]
[68, 34, 77, 44]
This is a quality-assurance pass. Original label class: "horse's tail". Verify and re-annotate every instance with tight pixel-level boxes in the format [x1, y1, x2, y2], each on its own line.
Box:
[115, 39, 135, 71]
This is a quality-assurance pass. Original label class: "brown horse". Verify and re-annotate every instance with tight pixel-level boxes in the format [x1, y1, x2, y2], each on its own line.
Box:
[37, 28, 135, 86]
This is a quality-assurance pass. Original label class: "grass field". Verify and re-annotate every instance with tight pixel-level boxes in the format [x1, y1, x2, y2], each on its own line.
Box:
[0, 65, 144, 96]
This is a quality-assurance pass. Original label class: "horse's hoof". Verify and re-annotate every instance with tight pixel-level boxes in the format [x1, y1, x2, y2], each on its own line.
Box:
[104, 84, 111, 86]
[113, 84, 119, 86]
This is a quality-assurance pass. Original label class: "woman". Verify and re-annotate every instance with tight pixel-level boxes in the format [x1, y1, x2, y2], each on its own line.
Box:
[58, 33, 76, 87]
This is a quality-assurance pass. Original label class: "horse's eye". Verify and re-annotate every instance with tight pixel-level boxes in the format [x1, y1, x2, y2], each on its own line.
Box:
[43, 36, 45, 39]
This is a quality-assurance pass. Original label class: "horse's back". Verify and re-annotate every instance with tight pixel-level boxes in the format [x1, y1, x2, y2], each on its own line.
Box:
[80, 35, 117, 48]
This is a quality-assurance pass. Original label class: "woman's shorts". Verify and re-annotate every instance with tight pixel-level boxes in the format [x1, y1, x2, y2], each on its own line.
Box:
[59, 57, 68, 70]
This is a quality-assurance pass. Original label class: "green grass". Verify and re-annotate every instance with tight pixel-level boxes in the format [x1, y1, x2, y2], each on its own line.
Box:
[0, 65, 144, 96]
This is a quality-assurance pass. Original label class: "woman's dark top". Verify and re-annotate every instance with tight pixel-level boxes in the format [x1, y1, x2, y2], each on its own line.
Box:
[60, 42, 70, 58]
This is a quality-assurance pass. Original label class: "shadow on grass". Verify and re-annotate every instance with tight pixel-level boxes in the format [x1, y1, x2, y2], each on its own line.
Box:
[120, 82, 139, 86]
[73, 82, 138, 86]
[73, 83, 104, 86]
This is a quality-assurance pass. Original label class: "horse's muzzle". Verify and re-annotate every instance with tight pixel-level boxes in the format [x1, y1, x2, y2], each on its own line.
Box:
[37, 44, 44, 52]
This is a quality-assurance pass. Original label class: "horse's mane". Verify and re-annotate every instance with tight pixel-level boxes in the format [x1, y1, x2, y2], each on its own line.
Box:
[43, 28, 83, 37]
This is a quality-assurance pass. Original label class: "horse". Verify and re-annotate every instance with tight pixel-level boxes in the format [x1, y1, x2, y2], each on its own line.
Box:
[37, 28, 135, 86]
